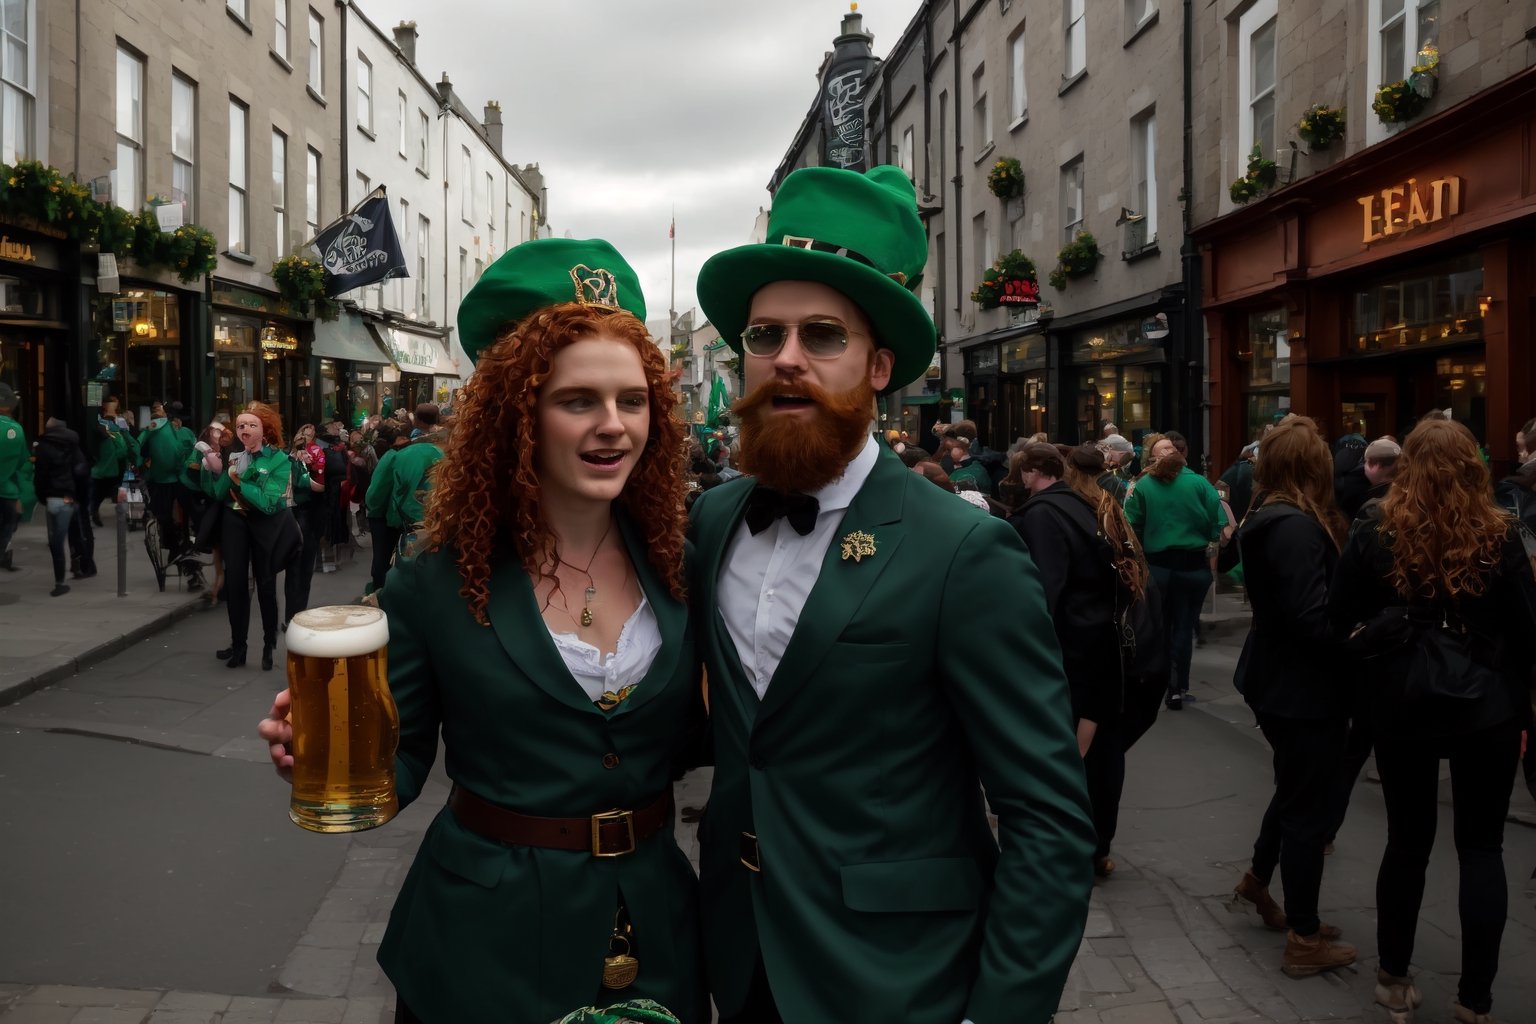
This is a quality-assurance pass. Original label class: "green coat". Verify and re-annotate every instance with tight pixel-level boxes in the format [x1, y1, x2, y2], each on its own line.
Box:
[948, 458, 991, 494]
[140, 422, 196, 484]
[375, 517, 707, 1024]
[388, 432, 445, 527]
[365, 447, 402, 523]
[0, 414, 25, 501]
[688, 446, 1095, 1024]
[90, 419, 129, 480]
[201, 446, 294, 513]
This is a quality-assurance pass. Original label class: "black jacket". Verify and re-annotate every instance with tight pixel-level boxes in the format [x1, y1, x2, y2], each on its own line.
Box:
[1011, 482, 1121, 723]
[1327, 512, 1535, 738]
[1234, 502, 1345, 719]
[1219, 458, 1255, 522]
[1333, 463, 1390, 521]
[33, 424, 87, 500]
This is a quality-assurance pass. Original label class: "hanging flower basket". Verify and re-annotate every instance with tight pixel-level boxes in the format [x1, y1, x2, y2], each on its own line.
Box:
[970, 249, 1039, 309]
[1047, 232, 1101, 290]
[1228, 144, 1279, 205]
[272, 254, 328, 304]
[1375, 44, 1438, 124]
[1296, 105, 1345, 150]
[987, 157, 1024, 199]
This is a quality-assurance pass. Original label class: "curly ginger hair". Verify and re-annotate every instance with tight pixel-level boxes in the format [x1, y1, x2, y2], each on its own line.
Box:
[421, 303, 689, 624]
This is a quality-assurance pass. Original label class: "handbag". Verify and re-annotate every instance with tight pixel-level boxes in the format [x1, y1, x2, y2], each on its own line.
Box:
[1351, 603, 1499, 704]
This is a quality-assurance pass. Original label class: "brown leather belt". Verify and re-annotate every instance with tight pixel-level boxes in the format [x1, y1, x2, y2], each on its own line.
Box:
[448, 785, 672, 858]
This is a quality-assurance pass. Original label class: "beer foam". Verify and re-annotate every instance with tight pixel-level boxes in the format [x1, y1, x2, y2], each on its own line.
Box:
[286, 606, 390, 659]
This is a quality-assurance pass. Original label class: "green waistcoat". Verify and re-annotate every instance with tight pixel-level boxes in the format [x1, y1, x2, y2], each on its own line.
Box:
[374, 517, 707, 1024]
[201, 446, 293, 512]
[688, 445, 1094, 1024]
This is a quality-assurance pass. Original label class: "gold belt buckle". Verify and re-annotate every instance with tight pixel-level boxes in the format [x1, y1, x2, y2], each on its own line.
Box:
[591, 808, 637, 857]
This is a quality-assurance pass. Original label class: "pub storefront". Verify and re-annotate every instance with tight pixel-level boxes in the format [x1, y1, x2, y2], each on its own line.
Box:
[1197, 67, 1536, 476]
[957, 313, 1053, 450]
[1062, 311, 1171, 447]
[0, 224, 74, 439]
[88, 284, 196, 426]
[211, 281, 313, 427]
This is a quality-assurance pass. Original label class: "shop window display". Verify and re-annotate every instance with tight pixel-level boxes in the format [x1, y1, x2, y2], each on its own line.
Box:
[91, 289, 183, 418]
[1349, 253, 1482, 353]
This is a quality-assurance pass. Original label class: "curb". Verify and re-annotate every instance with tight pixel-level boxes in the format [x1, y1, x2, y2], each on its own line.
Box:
[0, 595, 207, 708]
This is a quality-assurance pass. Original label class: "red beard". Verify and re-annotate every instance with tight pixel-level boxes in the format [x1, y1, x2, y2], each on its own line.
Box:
[733, 374, 877, 493]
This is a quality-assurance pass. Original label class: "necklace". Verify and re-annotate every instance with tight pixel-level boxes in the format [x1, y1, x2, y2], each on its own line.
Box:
[554, 518, 615, 628]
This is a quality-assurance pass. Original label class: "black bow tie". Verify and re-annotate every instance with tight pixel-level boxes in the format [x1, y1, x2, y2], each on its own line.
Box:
[744, 486, 820, 536]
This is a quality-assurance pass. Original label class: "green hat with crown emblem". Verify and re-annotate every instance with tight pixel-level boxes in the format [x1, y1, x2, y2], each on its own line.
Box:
[697, 165, 934, 394]
[458, 237, 647, 364]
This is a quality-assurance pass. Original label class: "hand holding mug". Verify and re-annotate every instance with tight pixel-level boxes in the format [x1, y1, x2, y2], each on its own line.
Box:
[257, 689, 295, 781]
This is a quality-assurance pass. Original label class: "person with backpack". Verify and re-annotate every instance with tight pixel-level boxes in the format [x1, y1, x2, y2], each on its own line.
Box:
[1228, 416, 1355, 978]
[1009, 442, 1149, 880]
[1328, 418, 1536, 1024]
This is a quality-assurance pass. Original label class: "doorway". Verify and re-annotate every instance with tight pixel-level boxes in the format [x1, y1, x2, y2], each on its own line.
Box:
[1335, 347, 1486, 442]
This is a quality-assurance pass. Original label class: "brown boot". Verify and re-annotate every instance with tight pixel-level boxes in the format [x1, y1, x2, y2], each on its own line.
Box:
[1374, 968, 1421, 1022]
[1451, 1003, 1498, 1023]
[1280, 929, 1356, 978]
[1233, 870, 1287, 930]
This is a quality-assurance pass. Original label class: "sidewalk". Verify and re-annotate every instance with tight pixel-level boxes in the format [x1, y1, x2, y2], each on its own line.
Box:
[0, 513, 205, 706]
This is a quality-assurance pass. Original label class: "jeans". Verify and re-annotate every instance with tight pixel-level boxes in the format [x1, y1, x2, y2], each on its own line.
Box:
[1250, 712, 1348, 937]
[69, 492, 96, 574]
[44, 498, 76, 584]
[0, 496, 18, 562]
[1148, 564, 1209, 698]
[1375, 720, 1521, 1015]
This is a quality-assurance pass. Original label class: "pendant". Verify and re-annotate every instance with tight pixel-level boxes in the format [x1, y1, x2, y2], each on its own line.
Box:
[601, 936, 639, 989]
[580, 607, 594, 628]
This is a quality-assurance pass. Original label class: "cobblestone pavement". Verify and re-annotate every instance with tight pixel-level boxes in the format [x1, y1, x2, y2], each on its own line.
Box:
[2, 588, 1533, 1023]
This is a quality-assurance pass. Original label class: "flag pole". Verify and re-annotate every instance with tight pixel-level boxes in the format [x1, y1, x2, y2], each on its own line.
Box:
[669, 207, 676, 343]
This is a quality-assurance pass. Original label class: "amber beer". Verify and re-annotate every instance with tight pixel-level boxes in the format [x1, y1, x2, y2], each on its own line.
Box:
[285, 606, 399, 832]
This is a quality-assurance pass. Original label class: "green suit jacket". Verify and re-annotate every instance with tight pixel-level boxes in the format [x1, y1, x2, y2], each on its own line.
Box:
[689, 446, 1094, 1024]
[374, 516, 707, 1024]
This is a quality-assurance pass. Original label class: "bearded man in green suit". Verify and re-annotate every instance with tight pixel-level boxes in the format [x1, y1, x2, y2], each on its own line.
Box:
[689, 166, 1095, 1024]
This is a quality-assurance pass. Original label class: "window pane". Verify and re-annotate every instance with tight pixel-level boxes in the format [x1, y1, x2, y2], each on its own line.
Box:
[357, 58, 371, 129]
[1381, 0, 1404, 21]
[2, 83, 32, 163]
[1009, 34, 1026, 118]
[228, 103, 245, 188]
[115, 141, 138, 210]
[2, 0, 26, 39]
[274, 0, 287, 58]
[1252, 94, 1275, 159]
[116, 48, 141, 139]
[1382, 19, 1404, 78]
[306, 148, 319, 232]
[172, 159, 193, 214]
[1251, 19, 1276, 95]
[171, 76, 194, 161]
[228, 186, 245, 252]
[3, 33, 25, 86]
[1417, 0, 1440, 51]
[308, 13, 322, 90]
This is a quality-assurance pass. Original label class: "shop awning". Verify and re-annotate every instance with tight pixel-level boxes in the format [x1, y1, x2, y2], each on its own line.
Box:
[379, 326, 460, 377]
[313, 315, 394, 366]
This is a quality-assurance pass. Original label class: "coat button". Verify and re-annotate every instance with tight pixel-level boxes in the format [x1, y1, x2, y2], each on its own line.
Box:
[602, 752, 620, 769]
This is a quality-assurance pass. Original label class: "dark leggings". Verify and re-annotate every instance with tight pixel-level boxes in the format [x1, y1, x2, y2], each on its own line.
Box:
[368, 515, 401, 593]
[1148, 563, 1209, 698]
[1250, 712, 1348, 937]
[284, 500, 324, 622]
[1375, 720, 1521, 1015]
[1082, 715, 1126, 860]
[221, 507, 279, 652]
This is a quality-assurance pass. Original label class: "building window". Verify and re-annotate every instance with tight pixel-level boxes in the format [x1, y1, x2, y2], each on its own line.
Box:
[474, 257, 483, 281]
[227, 0, 248, 19]
[1237, 0, 1278, 160]
[396, 198, 409, 309]
[274, 0, 288, 60]
[1008, 29, 1027, 122]
[115, 44, 145, 211]
[458, 248, 467, 302]
[306, 10, 322, 94]
[397, 90, 407, 156]
[271, 128, 286, 251]
[1126, 0, 1156, 31]
[227, 97, 248, 253]
[898, 126, 915, 181]
[417, 109, 429, 172]
[971, 65, 989, 154]
[1242, 308, 1290, 442]
[305, 146, 320, 238]
[1064, 0, 1087, 79]
[356, 53, 372, 132]
[1061, 157, 1084, 245]
[973, 211, 992, 279]
[461, 147, 473, 222]
[417, 214, 430, 314]
[2, 0, 35, 163]
[355, 170, 370, 205]
[1368, 0, 1439, 141]
[937, 91, 947, 190]
[171, 73, 197, 220]
[1130, 108, 1156, 243]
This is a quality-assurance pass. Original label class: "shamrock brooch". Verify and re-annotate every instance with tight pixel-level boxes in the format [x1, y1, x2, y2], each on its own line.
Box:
[840, 530, 877, 563]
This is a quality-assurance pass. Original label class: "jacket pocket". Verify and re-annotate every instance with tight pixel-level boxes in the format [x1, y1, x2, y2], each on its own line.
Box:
[426, 817, 509, 888]
[840, 856, 982, 913]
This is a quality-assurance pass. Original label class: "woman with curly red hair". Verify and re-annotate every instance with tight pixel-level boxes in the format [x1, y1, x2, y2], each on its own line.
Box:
[258, 240, 704, 1024]
[1329, 417, 1535, 1023]
[201, 401, 302, 669]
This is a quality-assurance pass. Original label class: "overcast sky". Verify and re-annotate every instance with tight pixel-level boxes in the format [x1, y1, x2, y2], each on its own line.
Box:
[355, 0, 924, 328]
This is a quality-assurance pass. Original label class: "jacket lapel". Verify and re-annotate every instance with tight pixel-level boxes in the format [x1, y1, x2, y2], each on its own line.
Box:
[692, 481, 760, 724]
[606, 515, 684, 719]
[753, 448, 909, 728]
[484, 553, 604, 717]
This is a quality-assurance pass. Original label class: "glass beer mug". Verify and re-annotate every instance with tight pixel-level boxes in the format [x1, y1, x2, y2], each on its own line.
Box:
[285, 605, 399, 832]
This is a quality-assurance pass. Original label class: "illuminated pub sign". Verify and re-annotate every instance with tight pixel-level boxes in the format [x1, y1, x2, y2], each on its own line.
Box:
[1358, 176, 1463, 244]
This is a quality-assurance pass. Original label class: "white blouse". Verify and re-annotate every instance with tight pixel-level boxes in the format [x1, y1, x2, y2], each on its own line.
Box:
[546, 596, 661, 706]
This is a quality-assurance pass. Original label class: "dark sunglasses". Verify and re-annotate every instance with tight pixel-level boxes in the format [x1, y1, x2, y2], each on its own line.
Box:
[740, 320, 858, 360]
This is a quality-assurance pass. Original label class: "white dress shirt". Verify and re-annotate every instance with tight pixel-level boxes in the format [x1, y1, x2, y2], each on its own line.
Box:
[546, 596, 661, 705]
[718, 434, 880, 699]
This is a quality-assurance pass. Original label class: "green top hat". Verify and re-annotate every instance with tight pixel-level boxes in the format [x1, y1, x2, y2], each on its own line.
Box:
[457, 237, 647, 364]
[697, 165, 935, 394]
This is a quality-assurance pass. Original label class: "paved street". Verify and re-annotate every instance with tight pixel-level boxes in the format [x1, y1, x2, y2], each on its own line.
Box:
[1, 561, 1533, 1024]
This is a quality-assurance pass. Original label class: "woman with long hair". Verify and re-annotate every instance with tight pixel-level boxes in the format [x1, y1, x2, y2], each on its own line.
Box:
[201, 402, 300, 669]
[1328, 418, 1535, 1024]
[1123, 431, 1224, 709]
[1228, 416, 1355, 977]
[258, 240, 706, 1024]
[1009, 442, 1147, 877]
